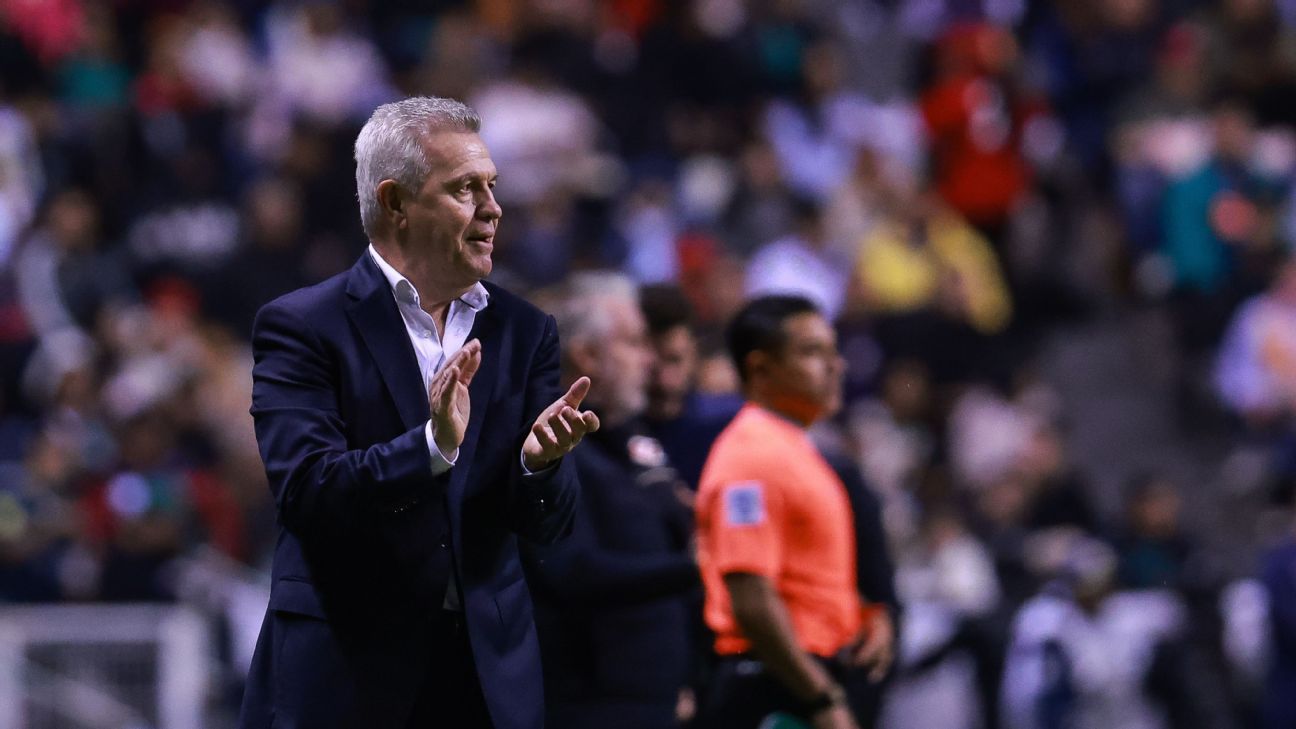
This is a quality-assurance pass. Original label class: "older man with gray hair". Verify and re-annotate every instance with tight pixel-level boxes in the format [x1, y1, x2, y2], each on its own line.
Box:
[526, 272, 701, 729]
[239, 96, 598, 729]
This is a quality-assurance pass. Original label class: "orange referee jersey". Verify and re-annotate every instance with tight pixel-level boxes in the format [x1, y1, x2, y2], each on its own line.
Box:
[695, 403, 862, 658]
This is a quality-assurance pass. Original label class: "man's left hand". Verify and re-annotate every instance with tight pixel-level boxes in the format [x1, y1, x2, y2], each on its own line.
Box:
[522, 376, 600, 472]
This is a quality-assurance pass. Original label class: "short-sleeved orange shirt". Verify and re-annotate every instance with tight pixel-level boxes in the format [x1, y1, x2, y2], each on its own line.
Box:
[695, 403, 862, 658]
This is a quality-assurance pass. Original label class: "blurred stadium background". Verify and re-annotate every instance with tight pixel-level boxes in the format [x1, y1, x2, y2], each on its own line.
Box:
[2, 0, 1296, 727]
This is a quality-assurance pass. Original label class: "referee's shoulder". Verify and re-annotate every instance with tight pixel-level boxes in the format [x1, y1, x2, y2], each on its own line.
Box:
[708, 415, 785, 472]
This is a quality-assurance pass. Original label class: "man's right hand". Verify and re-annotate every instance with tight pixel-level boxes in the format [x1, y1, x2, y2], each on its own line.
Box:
[428, 340, 482, 456]
[812, 704, 860, 729]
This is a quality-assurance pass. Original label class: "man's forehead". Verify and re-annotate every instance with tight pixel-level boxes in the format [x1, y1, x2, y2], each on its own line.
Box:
[602, 298, 644, 334]
[420, 130, 496, 174]
[782, 312, 833, 342]
[658, 325, 695, 347]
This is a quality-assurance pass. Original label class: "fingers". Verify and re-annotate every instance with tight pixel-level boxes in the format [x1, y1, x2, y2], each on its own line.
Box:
[525, 380, 601, 468]
[555, 406, 599, 445]
[853, 631, 892, 682]
[853, 634, 882, 665]
[547, 409, 575, 449]
[867, 645, 893, 682]
[530, 419, 559, 454]
[437, 366, 461, 412]
[561, 376, 591, 409]
[456, 340, 482, 386]
[529, 405, 597, 463]
[566, 404, 600, 436]
[869, 657, 891, 683]
[437, 340, 481, 384]
[428, 367, 447, 407]
[428, 341, 480, 409]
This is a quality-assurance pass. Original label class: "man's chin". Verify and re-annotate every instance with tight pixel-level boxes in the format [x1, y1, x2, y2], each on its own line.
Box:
[822, 399, 842, 420]
[469, 257, 492, 280]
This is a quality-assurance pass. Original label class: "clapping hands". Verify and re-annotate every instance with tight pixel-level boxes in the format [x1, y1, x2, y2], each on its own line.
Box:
[430, 343, 599, 470]
[428, 340, 482, 456]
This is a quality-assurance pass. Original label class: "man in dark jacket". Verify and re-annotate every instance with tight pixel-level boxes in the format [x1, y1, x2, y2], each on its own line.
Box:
[526, 272, 701, 729]
[239, 97, 596, 729]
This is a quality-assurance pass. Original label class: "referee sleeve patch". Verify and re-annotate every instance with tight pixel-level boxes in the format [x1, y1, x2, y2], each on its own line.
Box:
[723, 482, 766, 526]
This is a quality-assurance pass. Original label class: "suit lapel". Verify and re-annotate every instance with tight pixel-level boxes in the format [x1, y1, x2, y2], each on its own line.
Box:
[344, 255, 429, 432]
[345, 252, 505, 528]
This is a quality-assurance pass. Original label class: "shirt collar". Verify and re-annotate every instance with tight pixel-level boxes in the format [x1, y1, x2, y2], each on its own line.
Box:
[367, 243, 489, 312]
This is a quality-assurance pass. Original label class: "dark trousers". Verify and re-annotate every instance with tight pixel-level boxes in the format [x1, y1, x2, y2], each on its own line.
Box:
[548, 697, 678, 729]
[841, 668, 890, 729]
[694, 656, 848, 729]
[406, 610, 494, 729]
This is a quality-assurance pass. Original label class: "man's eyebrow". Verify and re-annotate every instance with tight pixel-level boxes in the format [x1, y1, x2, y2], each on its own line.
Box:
[446, 171, 499, 187]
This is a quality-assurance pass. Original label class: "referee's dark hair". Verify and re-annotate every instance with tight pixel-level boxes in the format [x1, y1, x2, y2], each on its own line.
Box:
[726, 295, 821, 385]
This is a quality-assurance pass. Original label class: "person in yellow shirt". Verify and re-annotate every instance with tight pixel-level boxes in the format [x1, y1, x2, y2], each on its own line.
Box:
[854, 190, 1011, 335]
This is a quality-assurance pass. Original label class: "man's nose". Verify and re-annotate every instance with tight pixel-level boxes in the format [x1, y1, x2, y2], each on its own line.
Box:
[478, 189, 502, 221]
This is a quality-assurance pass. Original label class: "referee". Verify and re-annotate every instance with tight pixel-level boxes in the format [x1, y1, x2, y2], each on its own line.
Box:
[693, 296, 893, 729]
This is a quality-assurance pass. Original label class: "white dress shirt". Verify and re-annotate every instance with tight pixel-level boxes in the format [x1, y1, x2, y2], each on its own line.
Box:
[368, 244, 489, 475]
[370, 244, 490, 611]
[370, 244, 555, 610]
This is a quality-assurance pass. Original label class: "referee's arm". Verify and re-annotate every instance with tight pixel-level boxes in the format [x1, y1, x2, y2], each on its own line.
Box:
[723, 572, 857, 728]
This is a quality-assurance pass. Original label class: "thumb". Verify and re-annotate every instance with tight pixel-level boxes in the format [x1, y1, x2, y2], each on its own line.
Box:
[561, 376, 591, 409]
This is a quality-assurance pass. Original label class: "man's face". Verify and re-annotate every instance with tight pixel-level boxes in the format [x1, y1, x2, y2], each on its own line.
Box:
[589, 299, 653, 421]
[763, 312, 845, 423]
[647, 324, 698, 421]
[406, 130, 501, 289]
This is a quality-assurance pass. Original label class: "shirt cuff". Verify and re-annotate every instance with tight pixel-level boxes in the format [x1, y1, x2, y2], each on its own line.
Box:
[426, 420, 458, 476]
[520, 449, 558, 476]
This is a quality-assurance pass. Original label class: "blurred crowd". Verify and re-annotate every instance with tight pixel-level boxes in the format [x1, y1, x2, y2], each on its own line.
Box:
[7, 0, 1296, 726]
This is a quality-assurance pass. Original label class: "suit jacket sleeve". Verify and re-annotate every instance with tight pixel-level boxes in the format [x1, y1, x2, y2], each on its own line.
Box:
[506, 313, 579, 545]
[251, 301, 443, 536]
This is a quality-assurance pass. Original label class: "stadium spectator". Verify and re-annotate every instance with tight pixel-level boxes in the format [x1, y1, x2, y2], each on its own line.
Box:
[640, 283, 741, 490]
[1215, 256, 1296, 428]
[745, 197, 851, 322]
[1001, 536, 1188, 729]
[1113, 473, 1196, 592]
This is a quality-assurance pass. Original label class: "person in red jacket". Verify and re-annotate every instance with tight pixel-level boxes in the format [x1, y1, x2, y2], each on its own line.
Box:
[921, 23, 1047, 239]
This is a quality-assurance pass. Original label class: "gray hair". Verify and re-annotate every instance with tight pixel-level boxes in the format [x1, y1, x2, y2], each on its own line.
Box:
[354, 96, 481, 237]
[552, 272, 639, 349]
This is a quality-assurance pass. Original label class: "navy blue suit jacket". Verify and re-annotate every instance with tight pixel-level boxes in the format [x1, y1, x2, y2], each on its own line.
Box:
[238, 253, 578, 729]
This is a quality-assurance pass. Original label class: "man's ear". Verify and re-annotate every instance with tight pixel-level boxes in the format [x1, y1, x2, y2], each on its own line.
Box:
[743, 350, 771, 384]
[376, 180, 406, 230]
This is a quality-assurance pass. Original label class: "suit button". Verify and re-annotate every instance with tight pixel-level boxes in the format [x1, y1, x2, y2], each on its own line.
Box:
[439, 542, 447, 549]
